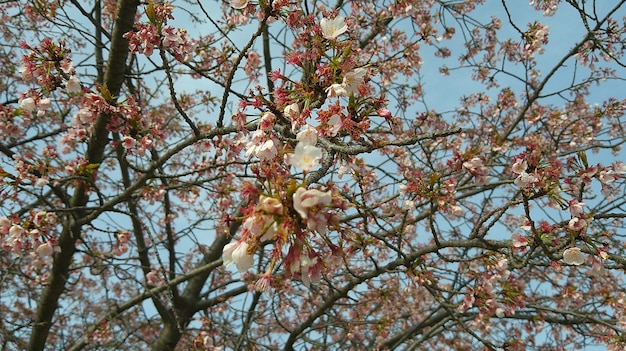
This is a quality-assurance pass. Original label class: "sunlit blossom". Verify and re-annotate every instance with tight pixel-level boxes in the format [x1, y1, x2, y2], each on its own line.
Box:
[19, 97, 36, 112]
[256, 139, 278, 160]
[514, 171, 538, 188]
[562, 247, 585, 265]
[568, 199, 585, 217]
[511, 232, 528, 248]
[568, 217, 588, 231]
[327, 114, 342, 136]
[511, 159, 528, 174]
[320, 15, 347, 40]
[121, 136, 136, 149]
[284, 103, 300, 120]
[293, 187, 332, 233]
[222, 240, 254, 272]
[296, 125, 318, 146]
[230, 0, 248, 9]
[325, 83, 348, 98]
[342, 67, 367, 94]
[36, 242, 54, 258]
[291, 142, 322, 171]
[65, 76, 81, 93]
[37, 98, 51, 111]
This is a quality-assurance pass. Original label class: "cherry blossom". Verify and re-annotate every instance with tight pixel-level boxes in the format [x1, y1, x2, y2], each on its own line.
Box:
[514, 171, 538, 188]
[65, 75, 81, 92]
[19, 97, 36, 112]
[562, 247, 585, 266]
[296, 125, 318, 146]
[293, 187, 332, 233]
[284, 103, 300, 121]
[3, 0, 626, 350]
[223, 240, 254, 272]
[290, 142, 322, 171]
[36, 242, 54, 257]
[327, 114, 342, 136]
[569, 199, 586, 217]
[341, 68, 367, 95]
[230, 0, 249, 9]
[320, 15, 348, 40]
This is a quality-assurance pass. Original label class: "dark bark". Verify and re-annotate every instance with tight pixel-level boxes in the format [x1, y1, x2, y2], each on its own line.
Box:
[26, 0, 139, 349]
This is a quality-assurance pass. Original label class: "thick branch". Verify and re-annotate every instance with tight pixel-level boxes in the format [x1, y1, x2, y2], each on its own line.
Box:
[26, 0, 139, 349]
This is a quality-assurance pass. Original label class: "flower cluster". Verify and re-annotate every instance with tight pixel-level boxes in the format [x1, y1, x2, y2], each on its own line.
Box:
[511, 158, 538, 189]
[462, 157, 489, 184]
[19, 38, 75, 92]
[326, 68, 368, 98]
[0, 212, 58, 257]
[245, 115, 281, 161]
[124, 1, 196, 61]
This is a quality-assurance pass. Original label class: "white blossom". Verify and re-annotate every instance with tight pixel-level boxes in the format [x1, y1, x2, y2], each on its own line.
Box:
[320, 16, 347, 40]
[291, 142, 322, 171]
[562, 247, 585, 265]
[230, 0, 248, 9]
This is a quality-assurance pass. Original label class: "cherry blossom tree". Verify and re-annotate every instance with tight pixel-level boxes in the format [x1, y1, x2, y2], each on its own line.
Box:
[1, 0, 626, 350]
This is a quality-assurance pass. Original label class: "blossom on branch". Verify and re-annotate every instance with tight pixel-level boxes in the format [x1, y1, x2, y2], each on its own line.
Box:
[223, 240, 254, 272]
[230, 0, 248, 9]
[514, 171, 538, 188]
[293, 187, 332, 233]
[65, 76, 81, 93]
[342, 68, 367, 95]
[296, 125, 318, 146]
[562, 247, 585, 266]
[291, 142, 322, 171]
[320, 15, 347, 40]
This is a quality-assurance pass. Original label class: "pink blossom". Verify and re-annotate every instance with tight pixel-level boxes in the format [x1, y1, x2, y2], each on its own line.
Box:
[259, 112, 275, 131]
[495, 307, 506, 318]
[259, 196, 283, 215]
[327, 114, 342, 136]
[19, 97, 36, 112]
[325, 83, 348, 98]
[36, 242, 54, 258]
[376, 109, 392, 119]
[146, 270, 161, 286]
[289, 252, 320, 287]
[0, 216, 11, 234]
[121, 136, 136, 149]
[222, 240, 254, 272]
[511, 159, 528, 174]
[230, 0, 248, 9]
[37, 98, 51, 111]
[35, 178, 49, 187]
[463, 157, 489, 184]
[256, 139, 278, 160]
[293, 187, 332, 233]
[568, 217, 588, 231]
[568, 199, 585, 217]
[161, 28, 183, 49]
[65, 76, 81, 93]
[320, 16, 348, 40]
[284, 103, 300, 121]
[511, 232, 528, 248]
[562, 247, 585, 265]
[296, 125, 318, 146]
[514, 171, 538, 188]
[598, 170, 616, 184]
[614, 161, 626, 174]
[341, 68, 367, 95]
